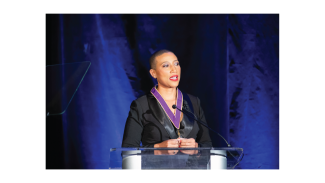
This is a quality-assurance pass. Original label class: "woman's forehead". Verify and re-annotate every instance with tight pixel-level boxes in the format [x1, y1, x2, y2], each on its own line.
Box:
[156, 52, 178, 63]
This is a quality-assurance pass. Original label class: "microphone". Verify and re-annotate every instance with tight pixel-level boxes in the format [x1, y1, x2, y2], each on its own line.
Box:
[172, 104, 231, 147]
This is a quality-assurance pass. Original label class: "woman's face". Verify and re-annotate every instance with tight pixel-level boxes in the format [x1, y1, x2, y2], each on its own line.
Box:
[150, 52, 181, 89]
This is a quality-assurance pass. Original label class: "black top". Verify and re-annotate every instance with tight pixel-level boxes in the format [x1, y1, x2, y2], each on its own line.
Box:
[121, 92, 212, 148]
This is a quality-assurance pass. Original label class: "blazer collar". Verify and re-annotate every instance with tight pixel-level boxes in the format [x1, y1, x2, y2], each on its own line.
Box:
[180, 99, 194, 138]
[147, 93, 178, 139]
[147, 92, 195, 139]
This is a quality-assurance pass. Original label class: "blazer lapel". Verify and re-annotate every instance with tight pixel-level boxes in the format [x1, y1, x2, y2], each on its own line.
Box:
[147, 93, 178, 139]
[180, 99, 195, 138]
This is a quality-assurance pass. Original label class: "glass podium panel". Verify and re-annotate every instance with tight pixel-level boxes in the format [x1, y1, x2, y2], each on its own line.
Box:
[109, 147, 243, 169]
[46, 61, 91, 116]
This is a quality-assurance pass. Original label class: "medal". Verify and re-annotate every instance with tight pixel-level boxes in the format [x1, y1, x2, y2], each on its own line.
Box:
[150, 85, 183, 137]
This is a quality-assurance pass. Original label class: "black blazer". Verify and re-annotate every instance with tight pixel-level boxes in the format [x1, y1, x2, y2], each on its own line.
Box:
[121, 92, 212, 148]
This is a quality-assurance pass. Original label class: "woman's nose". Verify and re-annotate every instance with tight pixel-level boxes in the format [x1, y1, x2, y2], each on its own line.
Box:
[170, 65, 176, 72]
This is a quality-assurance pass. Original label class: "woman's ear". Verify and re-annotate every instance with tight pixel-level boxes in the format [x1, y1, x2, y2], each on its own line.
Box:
[149, 69, 156, 79]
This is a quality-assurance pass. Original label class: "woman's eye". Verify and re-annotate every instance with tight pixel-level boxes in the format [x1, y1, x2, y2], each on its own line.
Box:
[174, 62, 180, 66]
[163, 64, 169, 68]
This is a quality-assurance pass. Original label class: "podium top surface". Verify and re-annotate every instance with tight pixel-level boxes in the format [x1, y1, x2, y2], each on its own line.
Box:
[109, 147, 244, 169]
[111, 147, 243, 151]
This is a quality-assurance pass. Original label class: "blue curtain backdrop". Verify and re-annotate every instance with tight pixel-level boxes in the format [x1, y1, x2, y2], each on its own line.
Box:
[46, 14, 279, 169]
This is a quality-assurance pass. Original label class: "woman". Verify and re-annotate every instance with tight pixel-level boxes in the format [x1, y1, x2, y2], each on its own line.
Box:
[121, 50, 212, 153]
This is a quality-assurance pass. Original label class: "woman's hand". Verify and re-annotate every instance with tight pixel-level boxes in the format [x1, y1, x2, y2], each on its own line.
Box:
[154, 139, 180, 148]
[179, 138, 197, 148]
[179, 138, 198, 155]
[154, 139, 180, 155]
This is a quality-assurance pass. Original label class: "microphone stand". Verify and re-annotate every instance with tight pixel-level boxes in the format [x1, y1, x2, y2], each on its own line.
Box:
[172, 105, 232, 147]
[173, 105, 245, 169]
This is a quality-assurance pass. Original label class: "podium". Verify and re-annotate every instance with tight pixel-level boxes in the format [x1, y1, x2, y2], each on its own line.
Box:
[109, 147, 243, 169]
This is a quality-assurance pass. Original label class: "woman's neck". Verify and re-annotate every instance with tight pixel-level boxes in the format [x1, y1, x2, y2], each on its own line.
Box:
[156, 85, 177, 101]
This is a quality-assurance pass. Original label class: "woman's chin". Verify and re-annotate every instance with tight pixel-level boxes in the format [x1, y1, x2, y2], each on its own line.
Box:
[170, 83, 180, 88]
[158, 81, 180, 88]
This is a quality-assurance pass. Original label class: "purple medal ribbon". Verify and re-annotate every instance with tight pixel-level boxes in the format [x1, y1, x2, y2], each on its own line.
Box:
[150, 86, 183, 129]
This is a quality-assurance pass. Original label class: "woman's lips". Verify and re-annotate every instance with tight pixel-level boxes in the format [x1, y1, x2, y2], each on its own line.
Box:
[169, 75, 178, 81]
